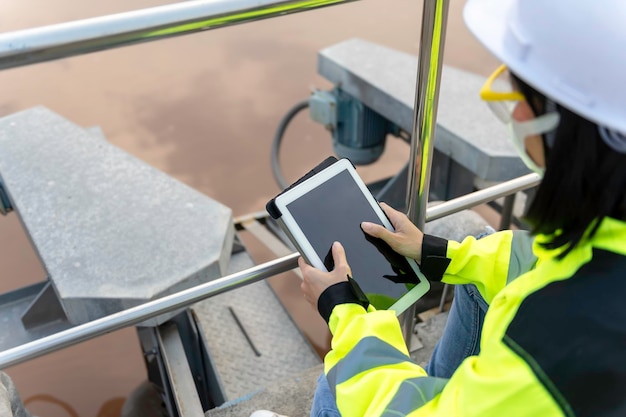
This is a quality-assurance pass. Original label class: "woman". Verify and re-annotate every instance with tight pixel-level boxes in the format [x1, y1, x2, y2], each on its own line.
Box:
[299, 0, 626, 416]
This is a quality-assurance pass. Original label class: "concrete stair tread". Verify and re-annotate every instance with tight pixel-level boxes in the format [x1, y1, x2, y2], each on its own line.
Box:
[0, 107, 233, 325]
[318, 38, 530, 181]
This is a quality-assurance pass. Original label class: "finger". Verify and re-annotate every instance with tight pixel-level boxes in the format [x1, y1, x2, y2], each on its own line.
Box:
[332, 241, 346, 264]
[380, 202, 409, 229]
[379, 202, 398, 217]
[361, 221, 392, 239]
[298, 256, 314, 273]
[332, 242, 352, 276]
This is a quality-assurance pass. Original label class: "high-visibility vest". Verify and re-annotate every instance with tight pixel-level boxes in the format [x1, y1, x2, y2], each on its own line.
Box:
[325, 217, 626, 417]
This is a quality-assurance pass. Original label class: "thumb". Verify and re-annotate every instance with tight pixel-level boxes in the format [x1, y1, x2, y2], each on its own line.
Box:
[332, 241, 349, 269]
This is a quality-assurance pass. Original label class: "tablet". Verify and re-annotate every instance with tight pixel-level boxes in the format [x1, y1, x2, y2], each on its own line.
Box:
[266, 157, 430, 315]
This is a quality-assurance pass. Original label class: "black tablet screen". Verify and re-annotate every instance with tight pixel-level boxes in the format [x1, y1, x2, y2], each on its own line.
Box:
[286, 170, 420, 306]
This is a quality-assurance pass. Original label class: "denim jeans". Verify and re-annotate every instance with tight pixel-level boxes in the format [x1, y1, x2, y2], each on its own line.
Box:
[310, 284, 489, 417]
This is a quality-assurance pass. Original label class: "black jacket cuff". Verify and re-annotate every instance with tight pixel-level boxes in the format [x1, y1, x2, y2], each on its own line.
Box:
[317, 280, 367, 323]
[420, 234, 451, 282]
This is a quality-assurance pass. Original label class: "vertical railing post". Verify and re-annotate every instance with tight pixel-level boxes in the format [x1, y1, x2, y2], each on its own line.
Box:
[402, 0, 450, 344]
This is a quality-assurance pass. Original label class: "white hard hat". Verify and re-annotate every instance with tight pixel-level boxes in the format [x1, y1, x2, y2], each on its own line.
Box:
[464, 0, 626, 136]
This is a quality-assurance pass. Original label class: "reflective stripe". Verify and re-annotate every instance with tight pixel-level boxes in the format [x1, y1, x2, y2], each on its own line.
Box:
[507, 231, 537, 284]
[327, 336, 410, 396]
[380, 377, 448, 417]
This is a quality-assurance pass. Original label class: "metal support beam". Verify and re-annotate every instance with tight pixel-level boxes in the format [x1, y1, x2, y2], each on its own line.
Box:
[0, 0, 358, 71]
[158, 323, 205, 417]
[499, 194, 516, 230]
[403, 0, 450, 343]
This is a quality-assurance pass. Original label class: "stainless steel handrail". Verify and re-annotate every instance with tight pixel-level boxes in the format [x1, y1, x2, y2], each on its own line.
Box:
[0, 0, 358, 70]
[403, 0, 450, 342]
[0, 173, 539, 368]
[0, 253, 299, 369]
[426, 173, 541, 222]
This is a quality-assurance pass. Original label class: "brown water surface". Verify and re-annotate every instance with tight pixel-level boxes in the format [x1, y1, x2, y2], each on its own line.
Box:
[0, 1, 497, 416]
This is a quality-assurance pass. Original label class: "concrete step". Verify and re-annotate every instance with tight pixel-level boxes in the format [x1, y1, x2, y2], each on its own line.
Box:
[0, 107, 233, 326]
[318, 38, 529, 183]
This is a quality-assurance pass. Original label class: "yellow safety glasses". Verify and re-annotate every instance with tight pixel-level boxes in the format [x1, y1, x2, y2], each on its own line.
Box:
[480, 64, 525, 124]
[479, 64, 561, 176]
[480, 64, 525, 102]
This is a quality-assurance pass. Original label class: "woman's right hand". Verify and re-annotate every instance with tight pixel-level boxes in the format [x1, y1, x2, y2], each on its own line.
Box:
[361, 202, 424, 263]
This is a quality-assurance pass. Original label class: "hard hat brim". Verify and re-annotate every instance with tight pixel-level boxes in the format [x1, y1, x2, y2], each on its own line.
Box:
[463, 0, 516, 70]
[464, 0, 626, 136]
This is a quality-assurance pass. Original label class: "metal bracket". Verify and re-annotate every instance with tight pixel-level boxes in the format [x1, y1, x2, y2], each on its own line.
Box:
[0, 178, 13, 215]
[21, 281, 69, 329]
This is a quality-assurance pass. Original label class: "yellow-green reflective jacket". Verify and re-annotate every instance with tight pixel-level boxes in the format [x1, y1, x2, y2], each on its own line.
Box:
[324, 217, 626, 417]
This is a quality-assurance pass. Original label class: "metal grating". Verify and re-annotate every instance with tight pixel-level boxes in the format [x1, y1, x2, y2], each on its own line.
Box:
[192, 251, 320, 401]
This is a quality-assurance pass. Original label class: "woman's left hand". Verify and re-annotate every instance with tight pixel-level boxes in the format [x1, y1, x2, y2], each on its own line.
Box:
[299, 241, 351, 308]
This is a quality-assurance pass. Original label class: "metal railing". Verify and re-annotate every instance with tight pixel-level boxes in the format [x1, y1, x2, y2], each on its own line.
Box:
[0, 0, 358, 70]
[0, 173, 539, 369]
[0, 0, 540, 366]
[426, 173, 540, 222]
[0, 253, 299, 369]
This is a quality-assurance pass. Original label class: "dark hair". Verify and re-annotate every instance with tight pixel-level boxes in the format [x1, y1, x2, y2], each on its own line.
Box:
[511, 74, 626, 258]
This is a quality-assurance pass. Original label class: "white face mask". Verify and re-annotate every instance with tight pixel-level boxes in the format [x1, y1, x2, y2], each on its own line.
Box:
[508, 113, 560, 176]
[486, 100, 560, 177]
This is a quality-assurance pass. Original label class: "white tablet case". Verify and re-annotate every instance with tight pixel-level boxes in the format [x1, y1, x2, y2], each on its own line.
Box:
[267, 157, 430, 315]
